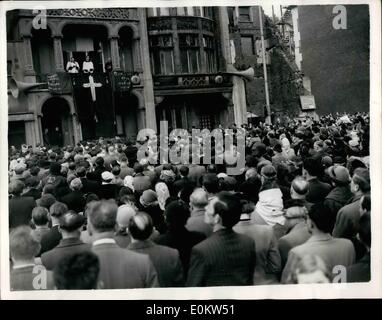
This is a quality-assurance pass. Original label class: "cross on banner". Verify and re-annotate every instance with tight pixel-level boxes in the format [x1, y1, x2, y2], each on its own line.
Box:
[83, 75, 102, 101]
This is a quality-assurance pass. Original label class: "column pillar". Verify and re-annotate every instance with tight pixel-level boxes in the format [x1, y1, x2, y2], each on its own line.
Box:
[109, 36, 121, 71]
[232, 76, 247, 126]
[217, 7, 234, 70]
[22, 34, 36, 77]
[133, 38, 143, 73]
[138, 8, 157, 132]
[53, 36, 65, 72]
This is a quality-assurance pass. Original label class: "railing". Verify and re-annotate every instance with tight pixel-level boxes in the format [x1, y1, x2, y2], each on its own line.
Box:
[153, 73, 233, 89]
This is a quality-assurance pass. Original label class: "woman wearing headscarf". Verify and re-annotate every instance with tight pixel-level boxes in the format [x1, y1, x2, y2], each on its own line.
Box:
[281, 137, 296, 161]
[155, 182, 170, 212]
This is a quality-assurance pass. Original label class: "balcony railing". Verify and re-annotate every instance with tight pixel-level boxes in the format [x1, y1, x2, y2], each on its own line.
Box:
[153, 73, 232, 89]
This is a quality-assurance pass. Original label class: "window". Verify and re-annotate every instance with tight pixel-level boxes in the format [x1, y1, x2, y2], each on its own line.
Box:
[179, 34, 200, 74]
[150, 35, 174, 75]
[241, 36, 254, 56]
[7, 60, 12, 76]
[203, 36, 216, 72]
[202, 7, 213, 19]
[239, 7, 251, 22]
[160, 7, 170, 16]
[194, 7, 201, 16]
[177, 7, 186, 16]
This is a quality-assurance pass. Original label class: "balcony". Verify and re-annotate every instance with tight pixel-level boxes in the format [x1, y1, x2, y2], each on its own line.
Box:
[153, 73, 232, 93]
[147, 16, 215, 35]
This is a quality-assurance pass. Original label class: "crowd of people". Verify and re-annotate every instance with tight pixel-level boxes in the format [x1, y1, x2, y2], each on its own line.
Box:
[8, 112, 371, 290]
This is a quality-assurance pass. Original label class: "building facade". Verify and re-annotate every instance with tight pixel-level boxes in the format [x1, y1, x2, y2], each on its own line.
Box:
[7, 6, 272, 148]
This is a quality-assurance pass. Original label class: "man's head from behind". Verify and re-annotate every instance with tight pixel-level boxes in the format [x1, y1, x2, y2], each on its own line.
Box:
[53, 251, 100, 289]
[49, 202, 68, 222]
[59, 211, 85, 238]
[291, 176, 309, 199]
[205, 191, 242, 229]
[128, 212, 153, 241]
[307, 203, 335, 234]
[202, 173, 219, 195]
[87, 200, 118, 235]
[32, 206, 50, 227]
[10, 226, 41, 263]
[189, 188, 208, 211]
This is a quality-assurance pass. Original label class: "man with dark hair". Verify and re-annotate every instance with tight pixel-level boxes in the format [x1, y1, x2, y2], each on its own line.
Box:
[303, 157, 331, 204]
[187, 192, 256, 287]
[132, 163, 151, 194]
[53, 251, 100, 289]
[41, 211, 91, 270]
[10, 226, 54, 290]
[39, 202, 68, 255]
[128, 212, 184, 287]
[201, 173, 219, 202]
[281, 203, 355, 283]
[87, 200, 158, 289]
[87, 157, 107, 183]
[9, 180, 36, 229]
[31, 207, 51, 242]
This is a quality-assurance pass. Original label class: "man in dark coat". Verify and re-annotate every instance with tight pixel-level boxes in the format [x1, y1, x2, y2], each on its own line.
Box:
[76, 166, 100, 195]
[186, 192, 256, 287]
[128, 212, 184, 287]
[41, 211, 91, 270]
[303, 157, 332, 204]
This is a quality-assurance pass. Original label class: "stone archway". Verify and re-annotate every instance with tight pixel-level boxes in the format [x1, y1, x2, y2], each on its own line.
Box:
[41, 97, 74, 146]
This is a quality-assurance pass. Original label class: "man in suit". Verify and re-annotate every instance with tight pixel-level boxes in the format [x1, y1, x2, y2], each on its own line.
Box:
[87, 156, 107, 183]
[132, 164, 151, 194]
[9, 180, 36, 229]
[128, 212, 184, 287]
[41, 211, 91, 270]
[60, 178, 86, 213]
[233, 212, 281, 285]
[31, 206, 51, 242]
[187, 192, 256, 287]
[39, 202, 68, 255]
[10, 226, 54, 291]
[87, 200, 158, 289]
[281, 203, 355, 284]
[303, 157, 332, 204]
[186, 188, 213, 238]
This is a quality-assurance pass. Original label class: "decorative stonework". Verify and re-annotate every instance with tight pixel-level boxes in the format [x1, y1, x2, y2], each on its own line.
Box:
[147, 18, 172, 31]
[177, 17, 199, 30]
[47, 8, 135, 20]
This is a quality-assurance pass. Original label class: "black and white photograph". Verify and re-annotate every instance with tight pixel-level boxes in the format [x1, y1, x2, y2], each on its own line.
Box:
[1, 0, 381, 300]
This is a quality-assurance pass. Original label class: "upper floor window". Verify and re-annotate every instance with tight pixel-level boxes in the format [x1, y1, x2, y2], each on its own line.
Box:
[203, 36, 216, 72]
[179, 34, 200, 74]
[241, 36, 254, 56]
[150, 35, 174, 75]
[202, 7, 214, 19]
[239, 7, 251, 22]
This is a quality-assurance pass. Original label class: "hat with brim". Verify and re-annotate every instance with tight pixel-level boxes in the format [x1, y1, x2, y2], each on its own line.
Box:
[328, 165, 350, 184]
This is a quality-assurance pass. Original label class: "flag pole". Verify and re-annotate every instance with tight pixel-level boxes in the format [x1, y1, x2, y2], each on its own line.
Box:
[258, 6, 271, 125]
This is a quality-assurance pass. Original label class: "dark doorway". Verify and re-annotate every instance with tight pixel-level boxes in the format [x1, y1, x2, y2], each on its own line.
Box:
[115, 93, 138, 140]
[41, 98, 73, 147]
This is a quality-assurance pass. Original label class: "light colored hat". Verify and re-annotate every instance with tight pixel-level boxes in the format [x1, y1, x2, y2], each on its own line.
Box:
[117, 204, 136, 227]
[140, 189, 158, 207]
[328, 165, 351, 184]
[70, 178, 83, 190]
[101, 171, 114, 182]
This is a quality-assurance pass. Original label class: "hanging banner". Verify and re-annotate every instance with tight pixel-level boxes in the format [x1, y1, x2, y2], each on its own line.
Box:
[47, 72, 72, 95]
[113, 71, 132, 92]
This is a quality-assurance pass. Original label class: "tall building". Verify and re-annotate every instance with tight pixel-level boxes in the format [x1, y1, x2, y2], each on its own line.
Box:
[8, 7, 271, 148]
[283, 5, 370, 115]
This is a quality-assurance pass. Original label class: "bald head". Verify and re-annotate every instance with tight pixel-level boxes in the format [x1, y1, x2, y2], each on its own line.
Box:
[116, 204, 136, 228]
[190, 188, 208, 209]
[291, 176, 309, 199]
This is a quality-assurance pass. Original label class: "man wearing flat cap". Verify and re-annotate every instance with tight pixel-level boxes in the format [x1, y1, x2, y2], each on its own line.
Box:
[97, 171, 119, 200]
[41, 211, 91, 271]
[60, 178, 86, 214]
[324, 165, 353, 232]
